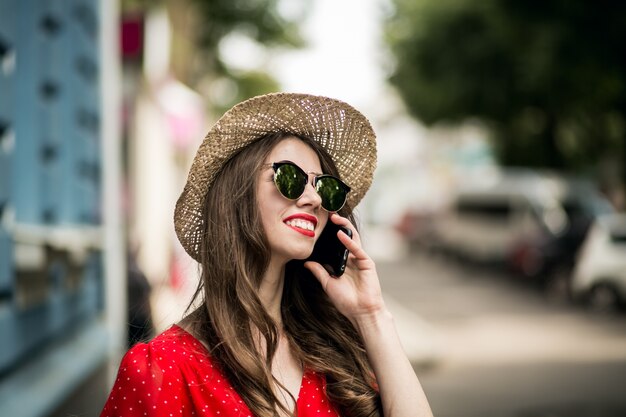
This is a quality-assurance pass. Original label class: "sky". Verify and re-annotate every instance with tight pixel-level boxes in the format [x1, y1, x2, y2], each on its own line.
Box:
[218, 0, 391, 112]
[271, 0, 389, 109]
[269, 0, 428, 168]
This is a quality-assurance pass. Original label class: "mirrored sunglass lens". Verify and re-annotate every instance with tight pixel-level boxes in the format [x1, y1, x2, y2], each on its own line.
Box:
[316, 177, 347, 211]
[275, 164, 306, 199]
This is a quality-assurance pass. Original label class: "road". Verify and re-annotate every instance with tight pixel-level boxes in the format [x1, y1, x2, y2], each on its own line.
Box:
[376, 250, 626, 417]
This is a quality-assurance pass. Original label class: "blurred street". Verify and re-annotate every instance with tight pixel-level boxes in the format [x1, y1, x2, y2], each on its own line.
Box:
[377, 250, 626, 417]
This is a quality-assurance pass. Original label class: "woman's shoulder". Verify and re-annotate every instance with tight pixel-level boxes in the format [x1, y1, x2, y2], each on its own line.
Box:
[120, 325, 215, 376]
[147, 324, 208, 354]
[101, 326, 223, 416]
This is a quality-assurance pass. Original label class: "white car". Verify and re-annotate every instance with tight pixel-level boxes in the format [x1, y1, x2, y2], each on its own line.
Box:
[571, 214, 626, 311]
[434, 169, 606, 266]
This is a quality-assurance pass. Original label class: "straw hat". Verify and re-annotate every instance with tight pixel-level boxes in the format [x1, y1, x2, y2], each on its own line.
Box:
[174, 92, 377, 261]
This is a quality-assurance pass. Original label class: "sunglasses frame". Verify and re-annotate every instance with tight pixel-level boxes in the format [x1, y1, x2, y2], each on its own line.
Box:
[267, 160, 351, 212]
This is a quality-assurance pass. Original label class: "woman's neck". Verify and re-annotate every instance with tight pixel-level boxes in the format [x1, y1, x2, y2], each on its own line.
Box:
[258, 258, 287, 325]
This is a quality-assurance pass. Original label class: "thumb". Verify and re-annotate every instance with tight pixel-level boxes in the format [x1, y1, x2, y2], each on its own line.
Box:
[304, 261, 331, 289]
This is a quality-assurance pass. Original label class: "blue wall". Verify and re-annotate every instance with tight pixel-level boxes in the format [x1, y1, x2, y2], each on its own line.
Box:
[0, 0, 105, 409]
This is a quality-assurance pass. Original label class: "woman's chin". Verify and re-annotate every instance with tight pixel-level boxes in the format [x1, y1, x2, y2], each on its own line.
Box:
[287, 248, 315, 262]
[293, 253, 313, 262]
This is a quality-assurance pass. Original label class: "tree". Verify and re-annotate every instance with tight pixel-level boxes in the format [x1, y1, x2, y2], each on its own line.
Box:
[183, 0, 307, 106]
[386, 0, 626, 195]
[123, 0, 308, 107]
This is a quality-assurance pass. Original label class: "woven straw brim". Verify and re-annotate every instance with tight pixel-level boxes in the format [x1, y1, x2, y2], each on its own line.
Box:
[174, 92, 377, 261]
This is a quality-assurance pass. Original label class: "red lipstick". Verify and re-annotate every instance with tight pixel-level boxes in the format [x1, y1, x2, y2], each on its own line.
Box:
[283, 213, 318, 237]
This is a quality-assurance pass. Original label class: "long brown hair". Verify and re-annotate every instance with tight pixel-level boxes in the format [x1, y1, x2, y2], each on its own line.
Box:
[185, 132, 382, 417]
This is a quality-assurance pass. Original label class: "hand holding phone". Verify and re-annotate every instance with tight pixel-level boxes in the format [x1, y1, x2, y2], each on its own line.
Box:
[308, 222, 352, 277]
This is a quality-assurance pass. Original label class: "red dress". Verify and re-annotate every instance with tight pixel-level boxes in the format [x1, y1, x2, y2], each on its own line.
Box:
[101, 325, 340, 417]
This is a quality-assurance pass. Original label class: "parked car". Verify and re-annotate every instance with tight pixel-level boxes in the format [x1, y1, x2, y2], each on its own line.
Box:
[507, 178, 614, 281]
[571, 214, 626, 312]
[435, 172, 533, 263]
[433, 170, 613, 280]
[434, 170, 563, 264]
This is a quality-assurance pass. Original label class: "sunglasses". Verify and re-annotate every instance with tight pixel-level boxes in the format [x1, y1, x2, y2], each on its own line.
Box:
[266, 160, 351, 212]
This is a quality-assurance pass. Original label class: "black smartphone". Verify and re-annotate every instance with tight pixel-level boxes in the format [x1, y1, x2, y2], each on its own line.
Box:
[308, 222, 352, 277]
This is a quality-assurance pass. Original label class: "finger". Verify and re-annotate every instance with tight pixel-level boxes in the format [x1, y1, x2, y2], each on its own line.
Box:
[336, 228, 370, 261]
[329, 213, 362, 245]
[330, 212, 352, 228]
[304, 261, 332, 289]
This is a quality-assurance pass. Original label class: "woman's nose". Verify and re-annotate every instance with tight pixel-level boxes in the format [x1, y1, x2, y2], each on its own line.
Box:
[297, 178, 322, 208]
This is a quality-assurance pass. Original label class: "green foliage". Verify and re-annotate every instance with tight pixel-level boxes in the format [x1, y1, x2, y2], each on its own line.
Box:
[122, 0, 162, 13]
[123, 0, 308, 103]
[189, 0, 306, 78]
[386, 0, 626, 174]
[190, 0, 305, 50]
[212, 70, 282, 114]
[185, 0, 307, 109]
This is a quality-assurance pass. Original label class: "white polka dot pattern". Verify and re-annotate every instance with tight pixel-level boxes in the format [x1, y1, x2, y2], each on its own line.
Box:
[100, 326, 340, 417]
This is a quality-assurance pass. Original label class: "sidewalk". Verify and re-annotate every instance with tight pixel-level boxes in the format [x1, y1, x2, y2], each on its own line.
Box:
[363, 225, 443, 367]
[383, 293, 443, 367]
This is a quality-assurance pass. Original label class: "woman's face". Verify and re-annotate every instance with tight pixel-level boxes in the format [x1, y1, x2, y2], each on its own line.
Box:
[257, 137, 329, 264]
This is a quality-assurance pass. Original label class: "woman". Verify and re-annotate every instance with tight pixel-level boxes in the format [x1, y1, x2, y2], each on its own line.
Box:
[101, 93, 432, 417]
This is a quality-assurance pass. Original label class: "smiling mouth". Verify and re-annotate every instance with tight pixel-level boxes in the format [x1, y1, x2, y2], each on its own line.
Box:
[283, 216, 317, 237]
[285, 218, 315, 232]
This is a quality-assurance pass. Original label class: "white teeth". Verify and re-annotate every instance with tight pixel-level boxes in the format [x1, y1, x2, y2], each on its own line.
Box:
[285, 219, 314, 231]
